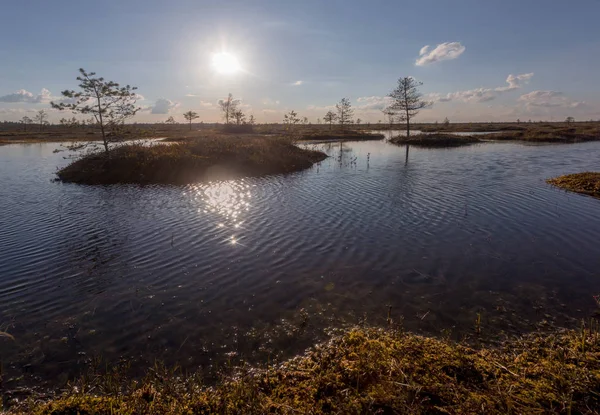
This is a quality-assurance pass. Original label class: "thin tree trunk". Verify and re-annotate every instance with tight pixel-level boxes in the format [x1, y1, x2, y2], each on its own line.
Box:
[97, 96, 108, 158]
[406, 109, 410, 138]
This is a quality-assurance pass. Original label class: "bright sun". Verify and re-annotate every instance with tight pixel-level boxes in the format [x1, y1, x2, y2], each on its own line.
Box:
[212, 52, 241, 74]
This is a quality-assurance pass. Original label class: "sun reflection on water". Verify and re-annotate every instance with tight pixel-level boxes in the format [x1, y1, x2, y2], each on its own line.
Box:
[188, 179, 253, 245]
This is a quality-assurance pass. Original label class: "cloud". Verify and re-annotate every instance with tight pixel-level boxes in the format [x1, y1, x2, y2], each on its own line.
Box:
[292, 80, 303, 86]
[306, 104, 336, 112]
[150, 98, 180, 114]
[431, 73, 535, 103]
[355, 96, 393, 111]
[495, 73, 534, 92]
[262, 98, 280, 106]
[0, 88, 52, 103]
[518, 91, 585, 108]
[416, 42, 465, 66]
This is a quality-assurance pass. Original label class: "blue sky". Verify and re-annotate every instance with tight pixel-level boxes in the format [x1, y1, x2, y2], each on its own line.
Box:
[1, 0, 599, 123]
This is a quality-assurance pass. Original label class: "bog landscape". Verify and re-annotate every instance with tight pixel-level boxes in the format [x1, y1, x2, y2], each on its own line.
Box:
[1, 2, 600, 414]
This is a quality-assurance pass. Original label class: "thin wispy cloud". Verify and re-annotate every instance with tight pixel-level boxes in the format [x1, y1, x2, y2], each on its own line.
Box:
[416, 42, 466, 66]
[430, 73, 534, 103]
[292, 80, 303, 86]
[518, 91, 585, 108]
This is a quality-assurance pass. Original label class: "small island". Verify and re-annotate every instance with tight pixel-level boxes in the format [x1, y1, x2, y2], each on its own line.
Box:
[546, 172, 600, 198]
[390, 133, 481, 147]
[57, 135, 328, 185]
[297, 130, 385, 142]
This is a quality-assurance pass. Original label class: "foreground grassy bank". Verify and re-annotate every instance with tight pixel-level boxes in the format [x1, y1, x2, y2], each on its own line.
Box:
[391, 133, 481, 147]
[547, 172, 600, 198]
[8, 326, 600, 414]
[57, 136, 327, 185]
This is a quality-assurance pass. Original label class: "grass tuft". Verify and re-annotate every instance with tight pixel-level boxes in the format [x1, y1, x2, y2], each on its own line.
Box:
[8, 327, 600, 414]
[546, 172, 600, 198]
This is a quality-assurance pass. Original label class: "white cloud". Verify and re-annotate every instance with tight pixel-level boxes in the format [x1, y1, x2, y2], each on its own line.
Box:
[432, 73, 535, 103]
[0, 88, 52, 103]
[518, 91, 585, 108]
[292, 80, 303, 86]
[495, 73, 534, 92]
[415, 42, 465, 66]
[306, 104, 336, 112]
[355, 96, 393, 111]
[151, 98, 180, 114]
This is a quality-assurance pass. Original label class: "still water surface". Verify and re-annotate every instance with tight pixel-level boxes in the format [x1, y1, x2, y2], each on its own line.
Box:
[1, 137, 600, 386]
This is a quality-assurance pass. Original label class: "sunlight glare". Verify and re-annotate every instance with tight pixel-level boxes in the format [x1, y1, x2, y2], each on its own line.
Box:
[212, 52, 241, 74]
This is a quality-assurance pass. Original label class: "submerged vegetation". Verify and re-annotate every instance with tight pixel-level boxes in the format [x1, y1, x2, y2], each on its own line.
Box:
[9, 326, 600, 414]
[547, 172, 600, 198]
[56, 135, 327, 185]
[390, 133, 481, 147]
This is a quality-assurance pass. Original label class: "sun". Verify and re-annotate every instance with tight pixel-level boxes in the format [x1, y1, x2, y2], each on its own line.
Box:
[212, 52, 241, 74]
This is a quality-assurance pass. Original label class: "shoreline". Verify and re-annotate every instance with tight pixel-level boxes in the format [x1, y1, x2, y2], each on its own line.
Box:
[6, 325, 600, 414]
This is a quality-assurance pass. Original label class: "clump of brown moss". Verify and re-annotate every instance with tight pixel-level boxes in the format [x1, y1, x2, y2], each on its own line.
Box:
[391, 133, 481, 147]
[547, 172, 600, 198]
[9, 326, 600, 414]
[56, 135, 327, 185]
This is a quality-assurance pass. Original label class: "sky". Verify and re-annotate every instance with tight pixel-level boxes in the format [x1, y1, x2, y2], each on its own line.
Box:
[1, 0, 600, 124]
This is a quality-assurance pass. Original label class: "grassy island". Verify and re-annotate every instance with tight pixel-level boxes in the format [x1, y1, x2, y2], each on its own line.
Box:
[56, 135, 327, 185]
[390, 133, 481, 147]
[298, 130, 384, 142]
[415, 122, 600, 143]
[8, 326, 600, 414]
[547, 172, 600, 198]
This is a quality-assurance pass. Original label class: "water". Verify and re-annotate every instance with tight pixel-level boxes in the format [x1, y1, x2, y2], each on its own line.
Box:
[1, 139, 600, 388]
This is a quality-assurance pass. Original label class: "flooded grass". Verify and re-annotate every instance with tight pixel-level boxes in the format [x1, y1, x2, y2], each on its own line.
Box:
[547, 172, 600, 198]
[8, 325, 600, 414]
[390, 133, 481, 147]
[56, 135, 327, 185]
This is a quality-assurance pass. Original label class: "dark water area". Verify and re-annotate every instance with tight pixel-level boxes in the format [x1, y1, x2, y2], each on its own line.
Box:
[1, 138, 600, 390]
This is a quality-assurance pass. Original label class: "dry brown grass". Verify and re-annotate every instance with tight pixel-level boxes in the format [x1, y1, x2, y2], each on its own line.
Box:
[57, 135, 327, 185]
[390, 133, 481, 147]
[547, 172, 600, 198]
[9, 326, 600, 414]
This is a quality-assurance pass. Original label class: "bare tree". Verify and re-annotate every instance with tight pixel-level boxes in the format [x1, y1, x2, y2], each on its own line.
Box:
[566, 116, 575, 124]
[336, 98, 354, 131]
[51, 68, 140, 157]
[218, 93, 239, 124]
[20, 116, 32, 132]
[388, 77, 431, 137]
[443, 117, 450, 127]
[356, 118, 361, 125]
[248, 114, 256, 125]
[33, 110, 48, 132]
[323, 110, 337, 130]
[283, 110, 300, 130]
[317, 118, 322, 125]
[183, 111, 199, 130]
[382, 108, 399, 130]
[233, 109, 246, 125]
[165, 116, 177, 125]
